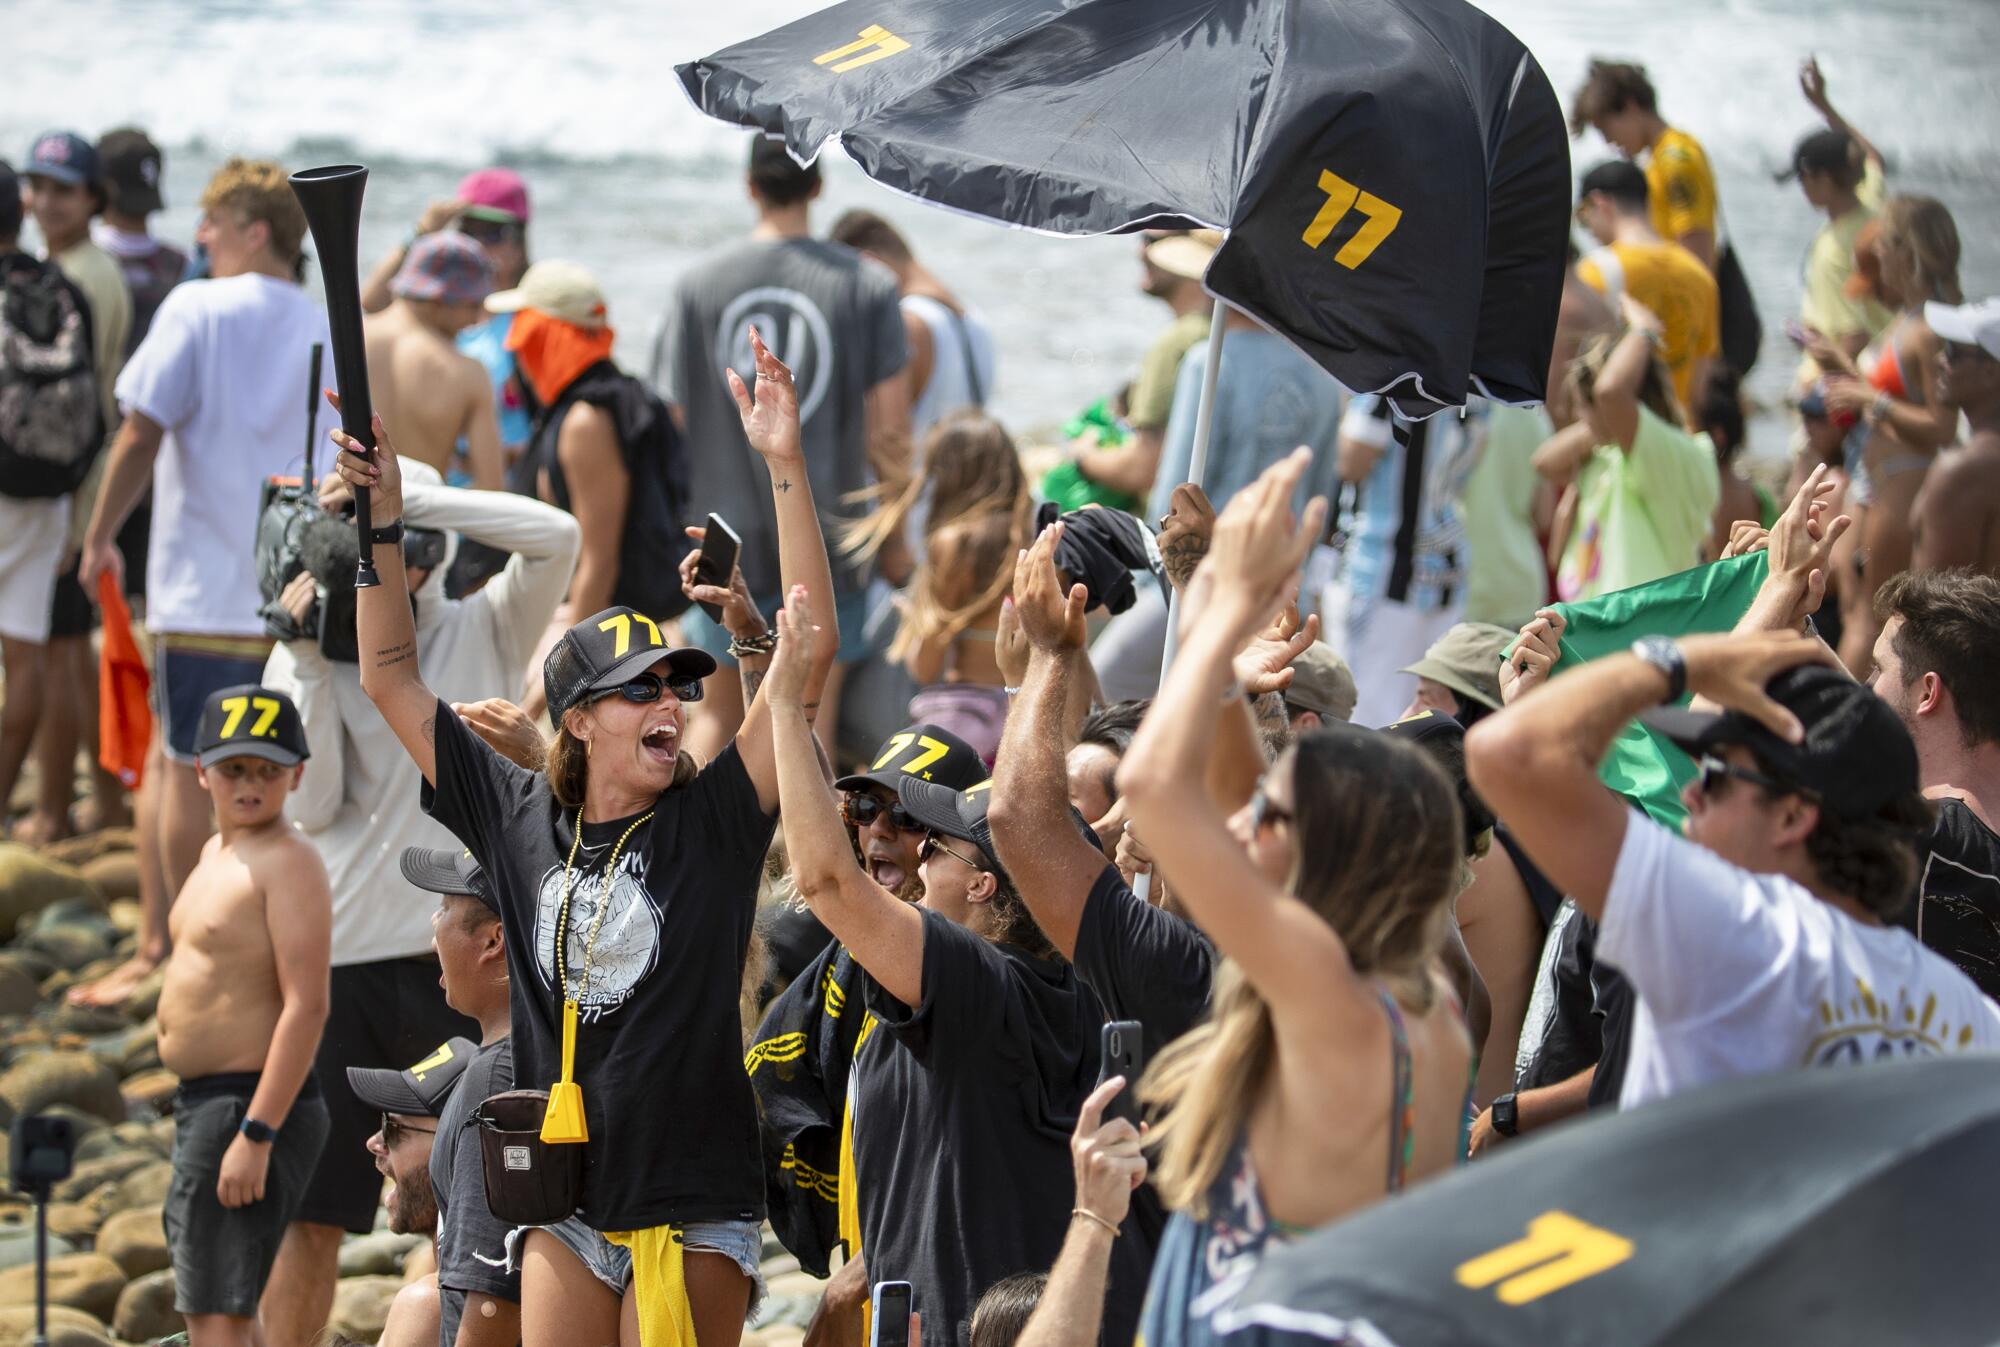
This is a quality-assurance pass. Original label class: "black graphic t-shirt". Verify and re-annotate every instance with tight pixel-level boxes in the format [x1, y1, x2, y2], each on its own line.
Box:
[433, 1037, 517, 1343]
[854, 911, 1152, 1347]
[423, 699, 776, 1230]
[1902, 798, 2000, 998]
[1072, 863, 1214, 1047]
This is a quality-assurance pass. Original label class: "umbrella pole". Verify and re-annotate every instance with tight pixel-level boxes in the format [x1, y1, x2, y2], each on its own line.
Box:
[1134, 297, 1227, 903]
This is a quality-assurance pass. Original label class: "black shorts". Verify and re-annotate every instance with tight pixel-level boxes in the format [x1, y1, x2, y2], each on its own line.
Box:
[167, 1073, 329, 1317]
[47, 562, 93, 639]
[295, 955, 479, 1233]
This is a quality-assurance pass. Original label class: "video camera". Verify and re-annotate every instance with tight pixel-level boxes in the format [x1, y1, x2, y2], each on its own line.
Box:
[255, 479, 445, 663]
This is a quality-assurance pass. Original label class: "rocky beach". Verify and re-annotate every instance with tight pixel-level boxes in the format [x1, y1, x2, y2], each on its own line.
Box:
[0, 837, 830, 1347]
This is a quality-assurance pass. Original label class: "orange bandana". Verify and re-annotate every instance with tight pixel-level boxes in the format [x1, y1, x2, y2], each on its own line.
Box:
[507, 307, 617, 406]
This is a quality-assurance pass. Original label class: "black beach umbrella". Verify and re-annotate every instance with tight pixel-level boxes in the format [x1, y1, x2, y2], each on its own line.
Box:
[677, 0, 1571, 415]
[1221, 1056, 2000, 1347]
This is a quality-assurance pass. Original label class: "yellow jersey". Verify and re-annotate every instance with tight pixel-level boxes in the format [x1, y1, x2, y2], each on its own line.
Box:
[1645, 127, 1717, 250]
[1577, 241, 1720, 412]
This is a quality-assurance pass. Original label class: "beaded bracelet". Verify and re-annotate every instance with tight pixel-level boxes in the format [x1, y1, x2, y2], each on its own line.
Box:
[728, 631, 779, 659]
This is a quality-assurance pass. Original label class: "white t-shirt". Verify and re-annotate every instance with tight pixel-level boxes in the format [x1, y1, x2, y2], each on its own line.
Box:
[904, 293, 996, 440]
[114, 274, 331, 636]
[1600, 811, 2000, 1109]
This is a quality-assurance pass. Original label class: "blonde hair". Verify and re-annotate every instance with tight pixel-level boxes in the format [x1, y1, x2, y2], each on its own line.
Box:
[1567, 328, 1684, 430]
[200, 158, 309, 265]
[843, 412, 1033, 666]
[1878, 195, 1963, 307]
[1139, 727, 1463, 1214]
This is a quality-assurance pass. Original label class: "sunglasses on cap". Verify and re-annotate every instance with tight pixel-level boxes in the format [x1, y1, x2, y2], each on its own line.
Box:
[843, 793, 922, 833]
[380, 1113, 436, 1147]
[918, 832, 985, 870]
[588, 671, 704, 707]
[1695, 754, 1818, 802]
[455, 215, 520, 246]
[1943, 341, 1996, 366]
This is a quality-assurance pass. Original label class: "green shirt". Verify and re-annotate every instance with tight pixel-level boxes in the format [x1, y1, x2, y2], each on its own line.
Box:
[1557, 406, 1720, 604]
[1126, 310, 1212, 432]
[1461, 403, 1551, 629]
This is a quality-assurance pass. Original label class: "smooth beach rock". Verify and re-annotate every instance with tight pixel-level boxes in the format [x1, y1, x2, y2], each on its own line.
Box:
[119, 1068, 178, 1114]
[54, 1152, 151, 1204]
[327, 1275, 405, 1342]
[105, 900, 141, 937]
[0, 1052, 125, 1124]
[338, 1229, 425, 1278]
[107, 1159, 172, 1213]
[0, 848, 101, 941]
[46, 1005, 127, 1040]
[37, 830, 133, 869]
[113, 1268, 182, 1343]
[43, 1202, 103, 1242]
[403, 1237, 437, 1283]
[0, 967, 38, 1021]
[121, 969, 166, 1024]
[0, 1211, 71, 1273]
[107, 1119, 170, 1159]
[75, 854, 139, 902]
[18, 927, 112, 976]
[97, 1203, 168, 1279]
[0, 1303, 114, 1347]
[28, 898, 117, 940]
[0, 1251, 126, 1321]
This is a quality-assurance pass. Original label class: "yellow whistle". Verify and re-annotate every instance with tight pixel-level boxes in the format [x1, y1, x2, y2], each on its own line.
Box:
[541, 1000, 589, 1145]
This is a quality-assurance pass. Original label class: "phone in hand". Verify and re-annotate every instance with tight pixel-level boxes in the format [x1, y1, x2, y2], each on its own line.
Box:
[1097, 1020, 1144, 1129]
[691, 513, 743, 625]
[870, 1281, 914, 1347]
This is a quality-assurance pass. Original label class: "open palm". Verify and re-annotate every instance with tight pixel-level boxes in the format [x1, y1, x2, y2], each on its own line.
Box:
[728, 326, 803, 463]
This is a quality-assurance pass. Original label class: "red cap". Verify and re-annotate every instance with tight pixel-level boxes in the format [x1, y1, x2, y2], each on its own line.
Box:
[455, 167, 529, 225]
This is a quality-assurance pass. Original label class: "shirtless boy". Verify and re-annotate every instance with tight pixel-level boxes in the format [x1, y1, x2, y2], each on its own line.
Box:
[157, 684, 331, 1347]
[364, 231, 503, 489]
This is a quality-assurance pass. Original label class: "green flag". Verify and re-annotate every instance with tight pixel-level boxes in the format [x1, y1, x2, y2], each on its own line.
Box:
[1518, 552, 1771, 827]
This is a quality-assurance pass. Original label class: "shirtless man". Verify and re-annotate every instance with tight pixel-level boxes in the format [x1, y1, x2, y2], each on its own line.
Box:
[364, 231, 503, 489]
[157, 684, 331, 1347]
[1911, 299, 2000, 575]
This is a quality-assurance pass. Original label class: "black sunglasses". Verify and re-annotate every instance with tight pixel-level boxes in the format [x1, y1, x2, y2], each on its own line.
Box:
[844, 793, 922, 833]
[381, 1113, 436, 1147]
[1248, 782, 1293, 832]
[1695, 754, 1817, 802]
[590, 671, 704, 707]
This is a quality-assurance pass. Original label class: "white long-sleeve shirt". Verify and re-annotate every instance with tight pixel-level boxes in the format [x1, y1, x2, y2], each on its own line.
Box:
[264, 480, 580, 966]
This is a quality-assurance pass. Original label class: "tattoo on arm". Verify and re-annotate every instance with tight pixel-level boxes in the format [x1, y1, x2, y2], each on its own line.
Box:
[373, 641, 417, 671]
[776, 478, 793, 493]
[421, 715, 436, 745]
[1162, 535, 1210, 590]
[802, 699, 820, 726]
[741, 669, 767, 704]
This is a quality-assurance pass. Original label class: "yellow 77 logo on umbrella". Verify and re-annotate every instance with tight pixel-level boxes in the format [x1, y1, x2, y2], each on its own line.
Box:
[1302, 169, 1404, 270]
[814, 24, 910, 74]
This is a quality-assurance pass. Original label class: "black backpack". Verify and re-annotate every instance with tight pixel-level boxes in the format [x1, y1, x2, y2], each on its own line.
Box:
[512, 360, 695, 623]
[0, 253, 103, 498]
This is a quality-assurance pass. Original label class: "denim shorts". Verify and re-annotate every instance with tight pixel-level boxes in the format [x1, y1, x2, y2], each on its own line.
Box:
[510, 1216, 766, 1317]
[681, 586, 874, 666]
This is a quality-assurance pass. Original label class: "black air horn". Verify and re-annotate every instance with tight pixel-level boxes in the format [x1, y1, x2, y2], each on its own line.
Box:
[290, 164, 381, 588]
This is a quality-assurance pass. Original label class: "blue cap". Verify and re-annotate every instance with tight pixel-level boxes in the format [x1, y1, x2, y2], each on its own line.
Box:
[24, 132, 98, 188]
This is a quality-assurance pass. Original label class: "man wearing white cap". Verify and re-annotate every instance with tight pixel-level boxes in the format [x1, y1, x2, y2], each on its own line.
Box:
[1912, 299, 2000, 576]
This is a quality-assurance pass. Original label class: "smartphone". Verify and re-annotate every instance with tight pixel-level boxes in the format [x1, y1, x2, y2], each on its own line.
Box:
[869, 1281, 913, 1347]
[1097, 1020, 1144, 1128]
[691, 513, 743, 625]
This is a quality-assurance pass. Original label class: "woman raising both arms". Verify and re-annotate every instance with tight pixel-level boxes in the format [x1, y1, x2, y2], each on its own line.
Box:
[1116, 449, 1475, 1347]
[333, 329, 838, 1347]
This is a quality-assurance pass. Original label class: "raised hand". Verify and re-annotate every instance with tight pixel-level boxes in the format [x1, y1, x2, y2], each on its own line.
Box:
[767, 584, 819, 708]
[453, 698, 548, 771]
[328, 390, 405, 520]
[679, 524, 765, 641]
[1199, 447, 1327, 636]
[1071, 1076, 1147, 1232]
[728, 327, 803, 464]
[1499, 608, 1566, 706]
[1799, 56, 1831, 114]
[1233, 603, 1320, 697]
[1158, 481, 1215, 592]
[1012, 523, 1089, 652]
[1679, 631, 1844, 742]
[1767, 462, 1852, 621]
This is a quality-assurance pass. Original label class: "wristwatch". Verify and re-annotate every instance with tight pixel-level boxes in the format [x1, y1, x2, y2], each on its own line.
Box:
[1630, 636, 1686, 705]
[239, 1117, 278, 1144]
[367, 519, 405, 547]
[1491, 1092, 1520, 1139]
